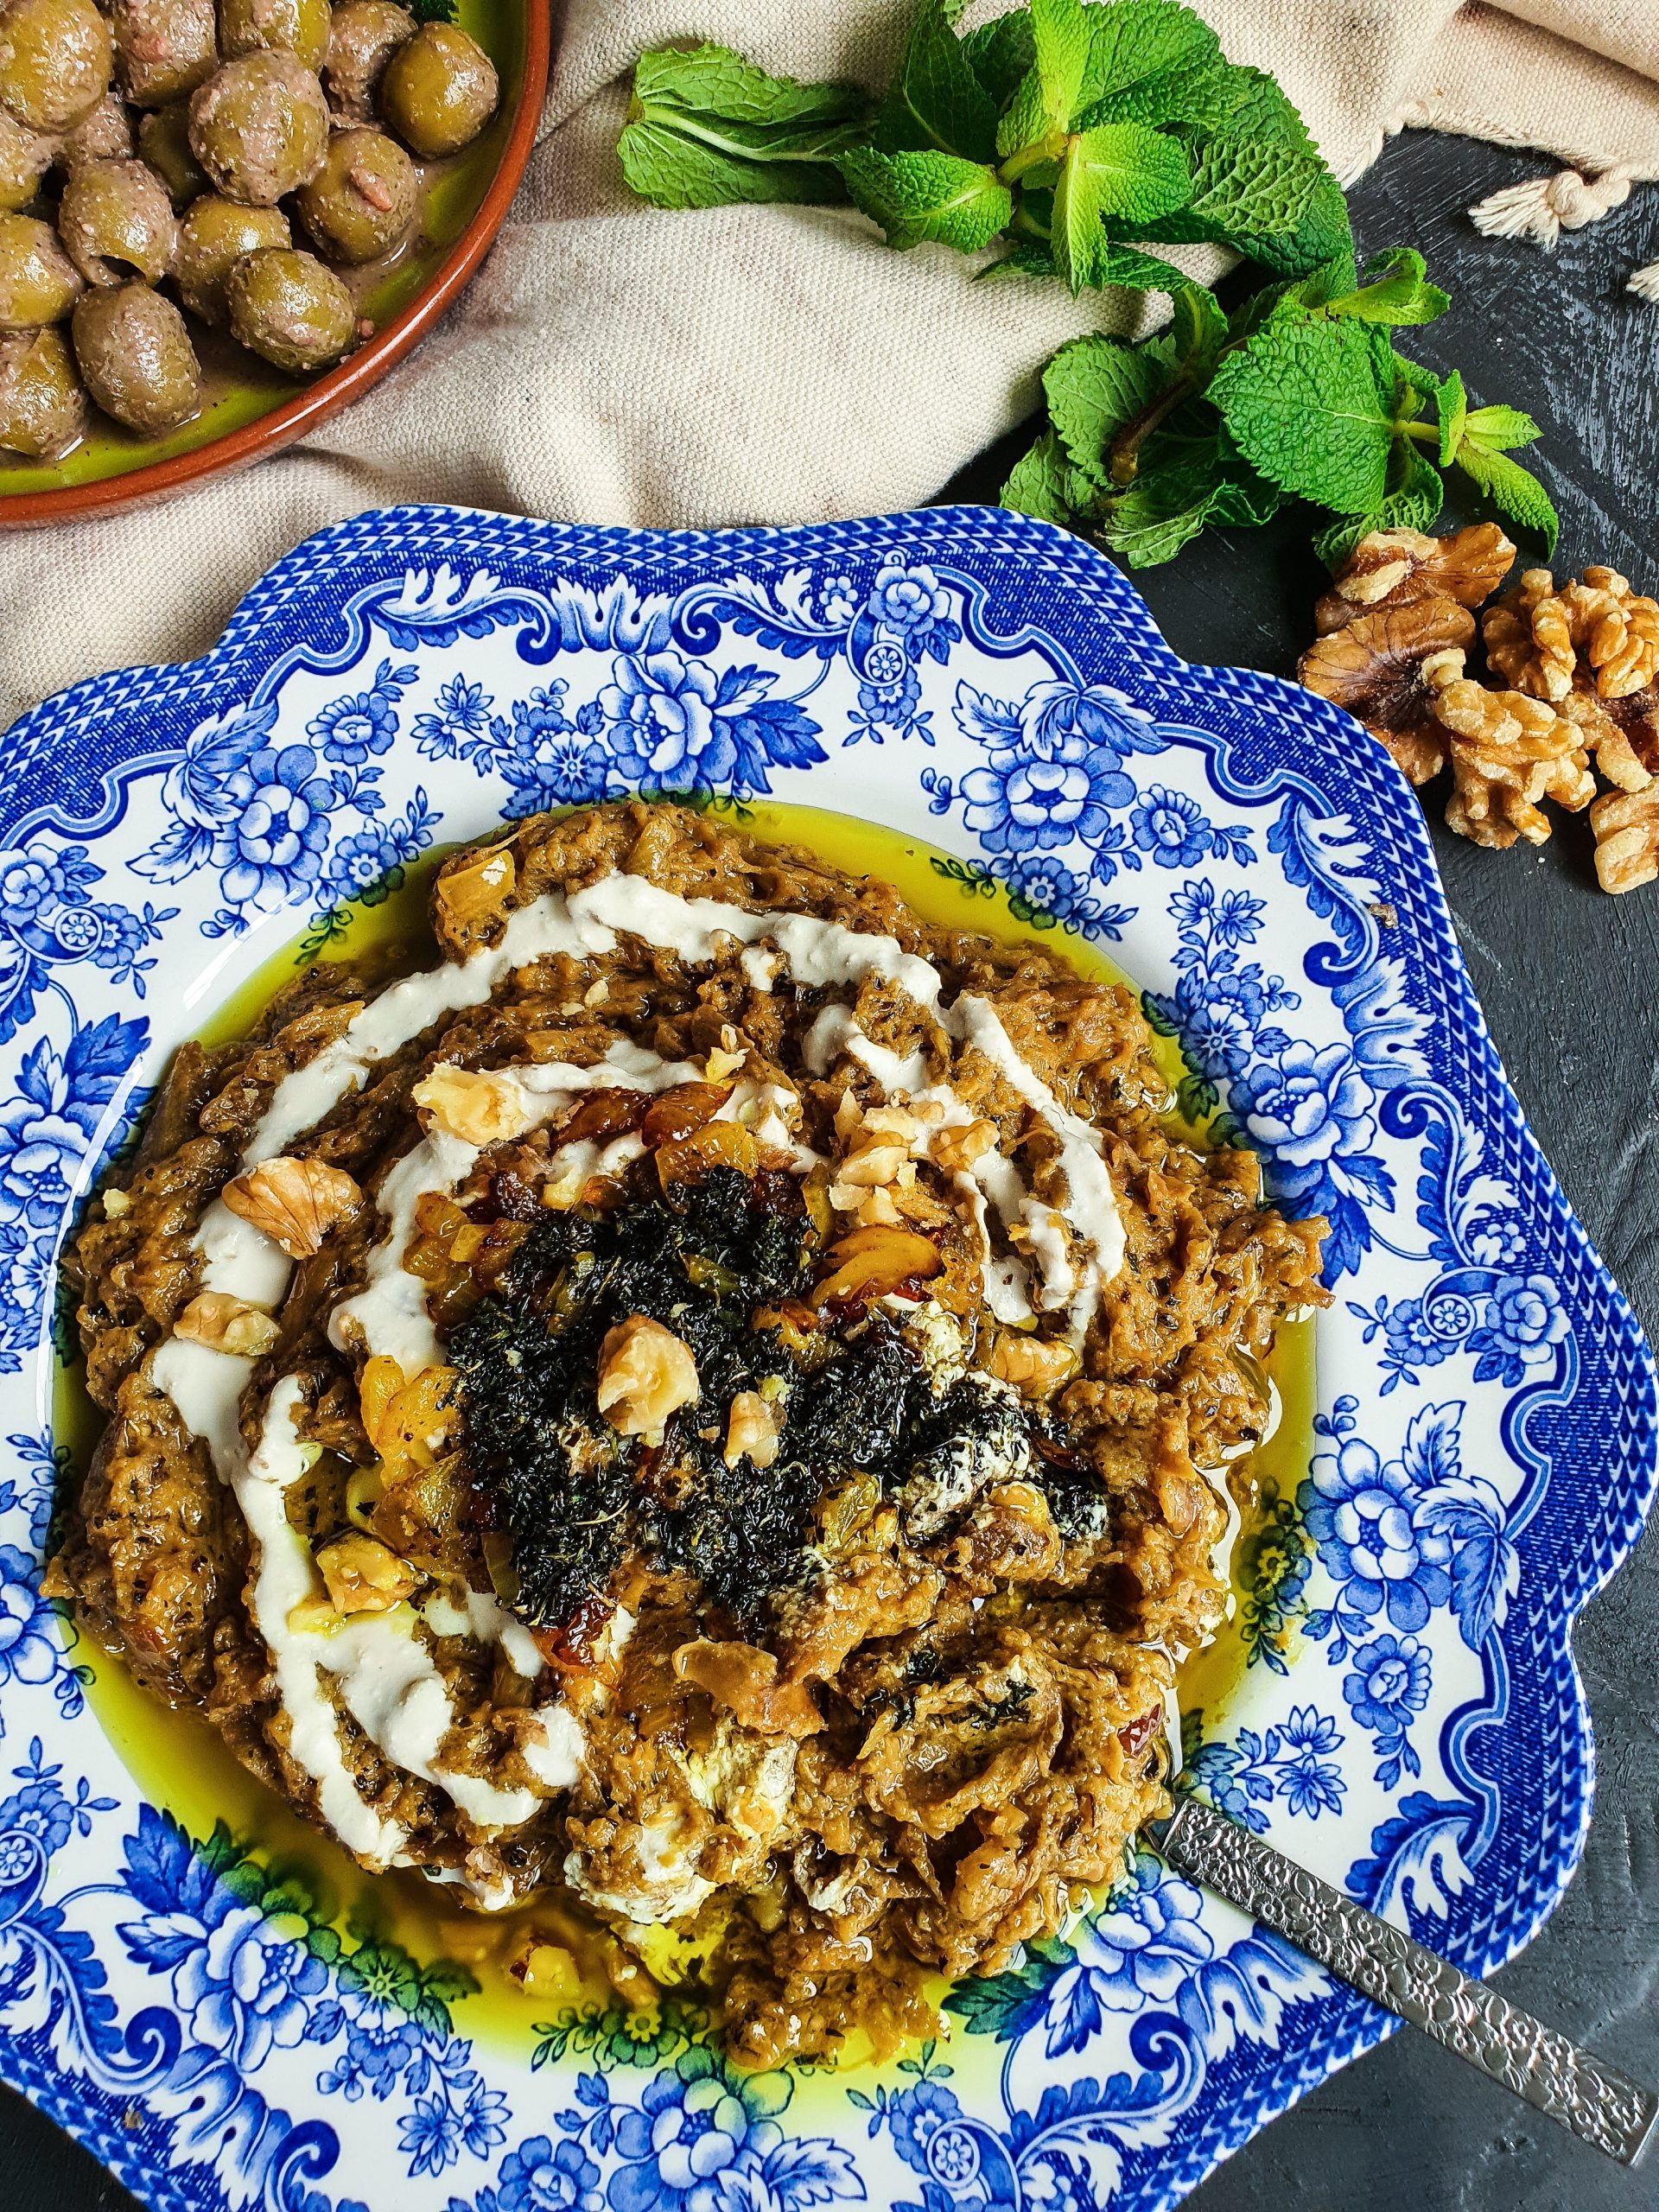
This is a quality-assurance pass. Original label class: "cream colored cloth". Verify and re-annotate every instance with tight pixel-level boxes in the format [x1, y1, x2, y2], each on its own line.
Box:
[3, 0, 1658, 732]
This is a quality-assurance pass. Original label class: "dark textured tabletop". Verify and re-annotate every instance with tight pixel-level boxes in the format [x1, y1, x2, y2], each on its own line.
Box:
[3, 125, 1656, 2212]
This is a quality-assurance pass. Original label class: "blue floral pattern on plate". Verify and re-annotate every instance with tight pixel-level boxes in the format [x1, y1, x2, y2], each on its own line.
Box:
[0, 505, 1650, 2212]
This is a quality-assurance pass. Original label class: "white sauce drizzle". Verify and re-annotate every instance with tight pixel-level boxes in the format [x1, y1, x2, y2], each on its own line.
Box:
[149, 1356, 410, 1866]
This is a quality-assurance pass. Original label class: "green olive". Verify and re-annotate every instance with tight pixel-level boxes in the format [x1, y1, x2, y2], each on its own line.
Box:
[322, 0, 408, 123]
[136, 100, 203, 204]
[0, 323, 84, 452]
[58, 155, 176, 284]
[173, 189, 288, 321]
[226, 242, 352, 370]
[60, 91, 134, 168]
[188, 49, 330, 205]
[0, 209, 81, 327]
[219, 0, 331, 73]
[111, 0, 218, 108]
[296, 124, 412, 264]
[0, 0, 113, 134]
[0, 99, 53, 210]
[72, 277, 199, 429]
[379, 21, 495, 159]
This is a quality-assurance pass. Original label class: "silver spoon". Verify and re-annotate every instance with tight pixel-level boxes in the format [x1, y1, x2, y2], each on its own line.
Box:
[1151, 1792, 1657, 2166]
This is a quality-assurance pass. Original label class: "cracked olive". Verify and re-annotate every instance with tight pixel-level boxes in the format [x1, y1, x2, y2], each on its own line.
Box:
[58, 156, 176, 284]
[0, 0, 112, 134]
[189, 48, 329, 205]
[379, 21, 495, 159]
[226, 242, 352, 370]
[136, 99, 203, 203]
[296, 124, 412, 264]
[111, 0, 217, 108]
[0, 99, 52, 210]
[219, 0, 331, 73]
[322, 0, 408, 124]
[72, 277, 199, 429]
[0, 324, 84, 453]
[60, 91, 135, 168]
[173, 189, 287, 321]
[0, 210, 81, 327]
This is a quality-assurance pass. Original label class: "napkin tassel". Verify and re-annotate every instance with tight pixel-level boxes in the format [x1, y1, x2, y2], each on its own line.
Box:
[1467, 162, 1637, 247]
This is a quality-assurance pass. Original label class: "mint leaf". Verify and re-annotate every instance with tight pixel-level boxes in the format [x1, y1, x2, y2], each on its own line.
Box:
[1452, 440, 1559, 550]
[1434, 367, 1466, 467]
[982, 236, 1057, 279]
[1325, 247, 1449, 327]
[1141, 135, 1322, 246]
[1461, 403, 1541, 451]
[1042, 334, 1168, 482]
[621, 45, 871, 208]
[1170, 284, 1228, 379]
[1096, 240, 1199, 294]
[962, 11, 1033, 109]
[1030, 0, 1093, 125]
[1212, 317, 1401, 511]
[1076, 396, 1281, 569]
[1098, 469, 1218, 565]
[1243, 170, 1352, 278]
[996, 0, 1091, 153]
[1051, 122, 1192, 290]
[1076, 0, 1221, 123]
[874, 0, 999, 162]
[1002, 429, 1094, 525]
[839, 146, 1012, 251]
[1143, 400, 1282, 526]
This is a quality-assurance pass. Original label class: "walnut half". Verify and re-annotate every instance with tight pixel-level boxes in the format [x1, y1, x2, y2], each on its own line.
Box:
[174, 1290, 279, 1358]
[1313, 522, 1516, 635]
[412, 1062, 537, 1146]
[596, 1316, 700, 1437]
[1432, 677, 1592, 849]
[222, 1155, 363, 1258]
[1298, 601, 1474, 785]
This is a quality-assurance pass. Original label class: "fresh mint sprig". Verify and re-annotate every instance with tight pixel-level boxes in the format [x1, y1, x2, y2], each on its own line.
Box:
[617, 0, 1558, 569]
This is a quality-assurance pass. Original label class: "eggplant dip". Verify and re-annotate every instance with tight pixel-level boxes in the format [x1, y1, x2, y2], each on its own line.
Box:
[50, 800, 1328, 2064]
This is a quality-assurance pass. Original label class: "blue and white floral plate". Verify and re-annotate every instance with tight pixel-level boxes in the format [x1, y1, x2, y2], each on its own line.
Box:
[0, 505, 1651, 2212]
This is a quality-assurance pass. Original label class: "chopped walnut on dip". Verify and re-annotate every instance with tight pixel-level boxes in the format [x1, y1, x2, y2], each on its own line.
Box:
[1300, 524, 1659, 889]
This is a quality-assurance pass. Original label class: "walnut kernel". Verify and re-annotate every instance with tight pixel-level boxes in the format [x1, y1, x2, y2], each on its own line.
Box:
[315, 1531, 419, 1616]
[931, 1118, 997, 1173]
[222, 1155, 362, 1257]
[435, 842, 516, 932]
[1432, 679, 1588, 849]
[1482, 569, 1575, 702]
[596, 1316, 700, 1436]
[412, 1062, 536, 1146]
[1313, 522, 1515, 634]
[174, 1290, 279, 1358]
[724, 1389, 781, 1470]
[1560, 568, 1659, 698]
[1297, 601, 1474, 785]
[1589, 786, 1659, 893]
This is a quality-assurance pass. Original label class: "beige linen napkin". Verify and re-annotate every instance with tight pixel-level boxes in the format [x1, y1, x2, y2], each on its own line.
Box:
[3, 0, 1657, 732]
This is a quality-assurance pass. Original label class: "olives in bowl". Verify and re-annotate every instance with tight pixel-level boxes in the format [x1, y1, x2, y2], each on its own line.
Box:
[0, 1, 541, 508]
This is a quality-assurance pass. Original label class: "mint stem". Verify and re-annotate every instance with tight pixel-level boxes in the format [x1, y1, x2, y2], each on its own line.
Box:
[1107, 369, 1198, 486]
[999, 131, 1068, 187]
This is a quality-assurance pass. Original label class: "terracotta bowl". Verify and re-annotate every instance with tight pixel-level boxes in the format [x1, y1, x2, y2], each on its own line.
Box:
[0, 2, 550, 530]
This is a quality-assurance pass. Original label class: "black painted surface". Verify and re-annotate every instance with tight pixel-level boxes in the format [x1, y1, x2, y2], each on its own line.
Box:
[3, 124, 1656, 2212]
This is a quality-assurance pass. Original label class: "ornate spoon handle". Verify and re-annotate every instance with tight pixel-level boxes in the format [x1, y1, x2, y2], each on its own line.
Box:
[1153, 1796, 1658, 2166]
